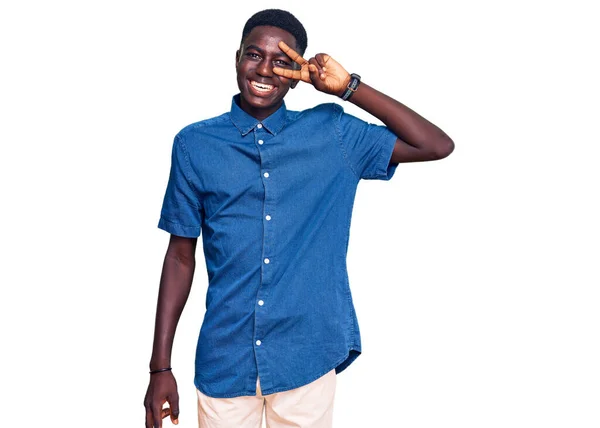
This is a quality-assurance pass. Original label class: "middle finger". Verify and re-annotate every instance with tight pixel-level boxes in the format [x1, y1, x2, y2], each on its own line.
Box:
[278, 41, 308, 66]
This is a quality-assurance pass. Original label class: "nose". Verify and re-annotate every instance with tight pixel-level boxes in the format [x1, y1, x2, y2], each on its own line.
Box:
[256, 58, 273, 77]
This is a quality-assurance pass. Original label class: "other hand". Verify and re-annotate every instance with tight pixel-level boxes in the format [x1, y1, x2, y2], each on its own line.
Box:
[144, 371, 180, 428]
[273, 41, 351, 97]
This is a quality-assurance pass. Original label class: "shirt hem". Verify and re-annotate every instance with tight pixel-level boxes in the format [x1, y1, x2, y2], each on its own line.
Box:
[194, 349, 359, 398]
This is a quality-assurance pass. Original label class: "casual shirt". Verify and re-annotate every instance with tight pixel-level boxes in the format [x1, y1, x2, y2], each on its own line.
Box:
[158, 94, 398, 398]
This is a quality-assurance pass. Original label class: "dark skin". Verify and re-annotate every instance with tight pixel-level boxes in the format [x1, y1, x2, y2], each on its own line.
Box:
[144, 235, 196, 428]
[144, 25, 453, 428]
[235, 26, 300, 121]
[273, 39, 455, 163]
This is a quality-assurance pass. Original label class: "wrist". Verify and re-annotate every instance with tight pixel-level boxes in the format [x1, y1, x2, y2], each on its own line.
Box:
[340, 73, 361, 101]
[150, 358, 171, 371]
[337, 73, 352, 98]
[149, 367, 172, 375]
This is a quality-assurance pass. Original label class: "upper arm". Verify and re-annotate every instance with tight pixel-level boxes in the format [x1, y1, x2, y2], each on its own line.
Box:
[389, 138, 429, 164]
[158, 134, 203, 238]
[334, 104, 399, 181]
[390, 136, 455, 164]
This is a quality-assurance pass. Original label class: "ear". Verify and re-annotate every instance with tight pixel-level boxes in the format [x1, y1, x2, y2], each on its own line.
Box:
[235, 49, 240, 67]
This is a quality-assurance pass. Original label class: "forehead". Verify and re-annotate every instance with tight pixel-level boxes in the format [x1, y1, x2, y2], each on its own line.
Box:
[242, 25, 297, 52]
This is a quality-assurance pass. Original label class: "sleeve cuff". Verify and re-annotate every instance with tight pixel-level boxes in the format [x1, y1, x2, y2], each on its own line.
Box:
[366, 132, 399, 181]
[158, 217, 200, 238]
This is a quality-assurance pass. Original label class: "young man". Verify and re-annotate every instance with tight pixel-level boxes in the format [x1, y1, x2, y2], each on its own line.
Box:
[144, 8, 453, 428]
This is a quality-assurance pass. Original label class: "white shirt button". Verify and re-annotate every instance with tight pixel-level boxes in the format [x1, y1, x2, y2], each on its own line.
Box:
[257, 124, 263, 129]
[256, 340, 262, 346]
[264, 258, 270, 264]
[258, 300, 264, 306]
[265, 215, 271, 221]
[258, 140, 264, 145]
[263, 172, 269, 178]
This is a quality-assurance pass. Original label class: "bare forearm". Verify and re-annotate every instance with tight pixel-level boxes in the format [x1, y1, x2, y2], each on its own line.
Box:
[149, 248, 196, 370]
[349, 82, 454, 156]
[273, 42, 453, 162]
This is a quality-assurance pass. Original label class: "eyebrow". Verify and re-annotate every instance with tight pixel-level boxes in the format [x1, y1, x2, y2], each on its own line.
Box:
[245, 44, 264, 54]
[245, 44, 290, 60]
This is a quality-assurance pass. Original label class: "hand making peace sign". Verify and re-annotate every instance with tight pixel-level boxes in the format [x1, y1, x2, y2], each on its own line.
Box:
[273, 41, 352, 98]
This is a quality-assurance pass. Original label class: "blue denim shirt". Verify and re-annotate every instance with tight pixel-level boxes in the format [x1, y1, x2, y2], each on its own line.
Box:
[158, 94, 398, 398]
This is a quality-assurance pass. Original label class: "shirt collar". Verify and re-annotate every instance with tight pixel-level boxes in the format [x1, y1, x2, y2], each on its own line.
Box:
[229, 94, 287, 136]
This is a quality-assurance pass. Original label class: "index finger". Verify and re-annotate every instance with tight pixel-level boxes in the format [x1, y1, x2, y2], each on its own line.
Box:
[278, 41, 308, 66]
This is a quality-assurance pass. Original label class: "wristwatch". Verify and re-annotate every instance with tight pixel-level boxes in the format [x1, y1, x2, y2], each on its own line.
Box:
[341, 73, 361, 101]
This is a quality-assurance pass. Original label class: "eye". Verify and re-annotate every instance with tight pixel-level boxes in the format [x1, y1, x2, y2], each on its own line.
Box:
[246, 52, 261, 59]
[275, 59, 291, 67]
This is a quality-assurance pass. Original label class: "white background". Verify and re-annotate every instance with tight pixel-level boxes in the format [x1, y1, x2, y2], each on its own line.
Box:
[1, 0, 599, 427]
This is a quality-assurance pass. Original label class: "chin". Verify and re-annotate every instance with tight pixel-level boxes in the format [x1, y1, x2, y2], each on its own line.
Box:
[242, 91, 282, 110]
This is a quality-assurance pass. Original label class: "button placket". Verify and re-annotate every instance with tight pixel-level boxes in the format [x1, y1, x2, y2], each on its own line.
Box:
[256, 127, 272, 279]
[254, 124, 274, 353]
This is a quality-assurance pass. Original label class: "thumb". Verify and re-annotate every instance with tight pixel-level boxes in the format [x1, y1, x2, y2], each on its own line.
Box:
[307, 62, 319, 80]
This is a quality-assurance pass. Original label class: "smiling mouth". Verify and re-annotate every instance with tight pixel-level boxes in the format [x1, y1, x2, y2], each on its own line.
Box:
[250, 80, 275, 94]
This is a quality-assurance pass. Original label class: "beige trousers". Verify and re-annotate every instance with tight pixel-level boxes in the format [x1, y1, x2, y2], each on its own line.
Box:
[196, 370, 336, 428]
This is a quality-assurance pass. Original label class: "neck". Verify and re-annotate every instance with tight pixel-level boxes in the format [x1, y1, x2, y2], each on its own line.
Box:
[239, 98, 282, 121]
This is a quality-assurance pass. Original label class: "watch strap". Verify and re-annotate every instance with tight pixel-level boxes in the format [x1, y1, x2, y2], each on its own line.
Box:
[341, 73, 361, 101]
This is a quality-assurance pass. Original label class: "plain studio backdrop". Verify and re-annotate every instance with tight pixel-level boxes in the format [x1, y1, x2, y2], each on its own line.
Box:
[1, 1, 598, 427]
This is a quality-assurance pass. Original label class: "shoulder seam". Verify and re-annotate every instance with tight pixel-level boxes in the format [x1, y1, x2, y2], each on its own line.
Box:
[331, 103, 360, 181]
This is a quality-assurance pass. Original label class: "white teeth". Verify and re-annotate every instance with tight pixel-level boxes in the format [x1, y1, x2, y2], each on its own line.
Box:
[251, 81, 274, 92]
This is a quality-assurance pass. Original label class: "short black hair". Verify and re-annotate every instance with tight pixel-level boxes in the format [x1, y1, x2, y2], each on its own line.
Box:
[241, 9, 307, 56]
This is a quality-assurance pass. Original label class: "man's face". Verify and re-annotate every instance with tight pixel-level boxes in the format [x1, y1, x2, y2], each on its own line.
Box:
[236, 25, 299, 120]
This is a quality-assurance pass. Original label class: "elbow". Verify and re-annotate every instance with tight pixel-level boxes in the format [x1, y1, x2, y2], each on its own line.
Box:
[165, 248, 196, 269]
[165, 236, 198, 268]
[430, 135, 454, 160]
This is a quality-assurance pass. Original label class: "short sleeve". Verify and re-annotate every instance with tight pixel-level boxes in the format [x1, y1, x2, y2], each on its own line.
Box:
[157, 134, 203, 237]
[333, 103, 399, 181]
